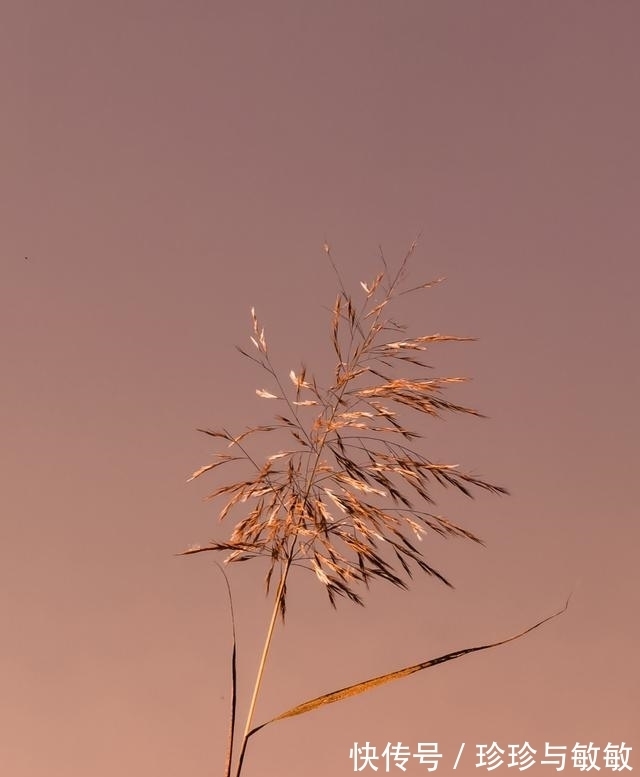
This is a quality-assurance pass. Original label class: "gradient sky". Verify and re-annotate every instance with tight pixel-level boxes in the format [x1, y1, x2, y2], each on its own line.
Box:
[2, 2, 639, 776]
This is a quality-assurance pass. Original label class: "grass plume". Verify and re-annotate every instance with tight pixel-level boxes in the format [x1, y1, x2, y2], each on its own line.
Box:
[179, 240, 564, 775]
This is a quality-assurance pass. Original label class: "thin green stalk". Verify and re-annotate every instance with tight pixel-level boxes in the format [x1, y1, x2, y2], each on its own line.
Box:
[213, 562, 237, 777]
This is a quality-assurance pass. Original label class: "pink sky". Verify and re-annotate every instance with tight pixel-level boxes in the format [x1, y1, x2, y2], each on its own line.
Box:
[2, 2, 639, 775]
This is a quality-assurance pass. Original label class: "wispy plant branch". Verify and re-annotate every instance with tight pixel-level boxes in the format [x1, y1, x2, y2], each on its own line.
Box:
[179, 242, 565, 775]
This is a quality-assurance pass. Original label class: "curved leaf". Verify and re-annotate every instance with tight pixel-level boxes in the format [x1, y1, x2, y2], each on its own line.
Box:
[248, 599, 569, 739]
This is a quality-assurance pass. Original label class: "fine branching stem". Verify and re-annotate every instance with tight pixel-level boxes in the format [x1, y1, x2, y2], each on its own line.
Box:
[178, 242, 563, 777]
